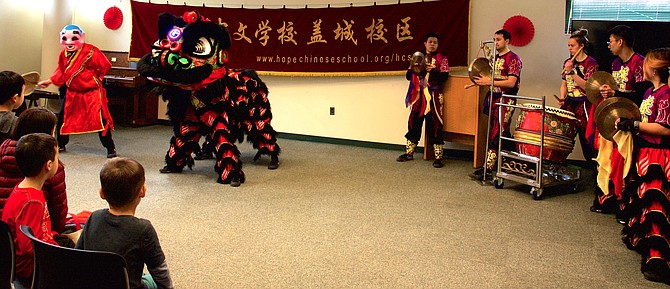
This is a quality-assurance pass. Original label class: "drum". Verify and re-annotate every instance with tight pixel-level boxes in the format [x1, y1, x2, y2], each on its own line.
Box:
[513, 104, 578, 163]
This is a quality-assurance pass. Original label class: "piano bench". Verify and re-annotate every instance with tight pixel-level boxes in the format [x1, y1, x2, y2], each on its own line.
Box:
[25, 90, 60, 107]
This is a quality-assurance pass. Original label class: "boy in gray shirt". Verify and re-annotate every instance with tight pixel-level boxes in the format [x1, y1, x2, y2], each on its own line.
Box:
[76, 158, 174, 289]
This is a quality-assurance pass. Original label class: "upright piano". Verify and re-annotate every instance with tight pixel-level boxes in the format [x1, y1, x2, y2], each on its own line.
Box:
[102, 51, 158, 126]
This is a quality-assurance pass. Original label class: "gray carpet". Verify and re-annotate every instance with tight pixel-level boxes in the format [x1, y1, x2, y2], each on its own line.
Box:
[60, 125, 665, 288]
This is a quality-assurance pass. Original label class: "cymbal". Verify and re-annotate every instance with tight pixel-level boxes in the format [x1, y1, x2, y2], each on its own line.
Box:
[468, 57, 492, 84]
[410, 51, 426, 75]
[595, 97, 641, 141]
[585, 71, 617, 105]
[21, 71, 40, 96]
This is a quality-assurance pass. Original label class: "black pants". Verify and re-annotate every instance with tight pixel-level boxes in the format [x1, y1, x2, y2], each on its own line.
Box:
[56, 86, 115, 150]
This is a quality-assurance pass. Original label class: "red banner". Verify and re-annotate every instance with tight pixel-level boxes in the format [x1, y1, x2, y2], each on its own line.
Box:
[130, 0, 469, 73]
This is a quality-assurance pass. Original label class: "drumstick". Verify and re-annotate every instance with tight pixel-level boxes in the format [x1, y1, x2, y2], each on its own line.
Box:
[561, 46, 584, 75]
[464, 83, 477, 89]
[553, 94, 562, 102]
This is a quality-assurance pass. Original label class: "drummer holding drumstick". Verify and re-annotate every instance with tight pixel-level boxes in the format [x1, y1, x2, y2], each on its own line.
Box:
[471, 29, 522, 181]
[557, 28, 599, 163]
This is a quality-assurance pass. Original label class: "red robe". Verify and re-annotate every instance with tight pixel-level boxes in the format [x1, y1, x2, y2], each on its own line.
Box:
[49, 43, 114, 135]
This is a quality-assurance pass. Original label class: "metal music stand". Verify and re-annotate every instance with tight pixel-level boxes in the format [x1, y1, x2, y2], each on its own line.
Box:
[481, 39, 496, 184]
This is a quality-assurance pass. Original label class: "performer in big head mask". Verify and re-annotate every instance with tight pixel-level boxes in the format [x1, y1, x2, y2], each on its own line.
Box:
[38, 24, 117, 158]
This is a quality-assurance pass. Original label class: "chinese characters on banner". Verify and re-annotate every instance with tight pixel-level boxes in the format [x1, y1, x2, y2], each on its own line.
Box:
[130, 0, 469, 73]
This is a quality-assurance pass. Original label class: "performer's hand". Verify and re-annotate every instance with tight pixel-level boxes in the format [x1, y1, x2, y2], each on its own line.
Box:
[473, 74, 491, 86]
[37, 79, 52, 88]
[557, 97, 566, 107]
[599, 84, 615, 98]
[426, 63, 435, 72]
[563, 60, 574, 73]
[616, 118, 637, 133]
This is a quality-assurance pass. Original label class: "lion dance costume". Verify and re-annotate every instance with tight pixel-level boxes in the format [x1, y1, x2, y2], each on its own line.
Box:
[137, 11, 280, 186]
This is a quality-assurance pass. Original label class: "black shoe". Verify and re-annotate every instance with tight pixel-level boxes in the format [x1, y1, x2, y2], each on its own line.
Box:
[268, 156, 279, 170]
[474, 171, 493, 181]
[643, 270, 669, 284]
[589, 204, 616, 214]
[470, 168, 491, 180]
[397, 153, 413, 162]
[106, 149, 117, 158]
[472, 167, 484, 177]
[59, 146, 66, 152]
[230, 176, 241, 187]
[218, 171, 245, 186]
[621, 235, 634, 250]
[589, 205, 603, 213]
[159, 166, 183, 173]
[432, 159, 444, 168]
[615, 211, 627, 225]
[194, 151, 214, 160]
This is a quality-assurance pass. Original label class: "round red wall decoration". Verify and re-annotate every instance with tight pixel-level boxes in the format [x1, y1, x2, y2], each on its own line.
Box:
[503, 15, 535, 47]
[104, 6, 123, 30]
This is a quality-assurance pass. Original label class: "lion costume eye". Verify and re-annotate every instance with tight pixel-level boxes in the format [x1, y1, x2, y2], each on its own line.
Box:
[193, 37, 213, 56]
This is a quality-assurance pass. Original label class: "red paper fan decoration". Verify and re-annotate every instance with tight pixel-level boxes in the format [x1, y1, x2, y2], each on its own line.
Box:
[104, 6, 123, 30]
[503, 15, 535, 46]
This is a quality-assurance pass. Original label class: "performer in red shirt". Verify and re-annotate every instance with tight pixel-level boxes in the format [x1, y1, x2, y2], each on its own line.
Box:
[397, 32, 450, 168]
[38, 24, 117, 158]
[472, 29, 522, 180]
[617, 48, 670, 285]
[557, 28, 599, 163]
[591, 25, 651, 222]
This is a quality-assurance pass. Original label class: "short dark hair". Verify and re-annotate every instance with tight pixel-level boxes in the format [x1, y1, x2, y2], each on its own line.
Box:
[495, 29, 512, 41]
[608, 25, 635, 47]
[100, 158, 145, 208]
[12, 107, 57, 140]
[424, 32, 439, 42]
[16, 133, 57, 178]
[0, 71, 25, 105]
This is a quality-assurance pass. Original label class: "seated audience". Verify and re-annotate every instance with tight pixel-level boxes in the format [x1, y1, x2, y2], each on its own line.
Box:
[77, 157, 174, 289]
[0, 107, 67, 233]
[1, 133, 61, 289]
[0, 71, 26, 143]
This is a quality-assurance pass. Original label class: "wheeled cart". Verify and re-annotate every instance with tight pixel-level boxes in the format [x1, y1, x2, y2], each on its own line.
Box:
[492, 94, 581, 200]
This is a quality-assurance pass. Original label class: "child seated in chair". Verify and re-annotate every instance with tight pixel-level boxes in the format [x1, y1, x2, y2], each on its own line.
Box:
[0, 107, 68, 234]
[76, 158, 174, 289]
[0, 71, 26, 143]
[1, 133, 61, 289]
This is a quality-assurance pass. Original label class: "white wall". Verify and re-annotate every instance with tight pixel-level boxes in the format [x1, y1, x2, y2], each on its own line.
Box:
[0, 0, 46, 74]
[1, 0, 587, 159]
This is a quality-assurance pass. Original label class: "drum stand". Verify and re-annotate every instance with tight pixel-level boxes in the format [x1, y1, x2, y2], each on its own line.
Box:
[491, 95, 581, 199]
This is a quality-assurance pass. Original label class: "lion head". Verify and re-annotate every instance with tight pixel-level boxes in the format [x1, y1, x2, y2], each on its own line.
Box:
[138, 11, 231, 89]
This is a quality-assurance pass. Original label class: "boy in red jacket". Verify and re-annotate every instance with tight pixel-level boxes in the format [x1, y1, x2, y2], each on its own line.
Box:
[0, 107, 67, 233]
[1, 133, 60, 289]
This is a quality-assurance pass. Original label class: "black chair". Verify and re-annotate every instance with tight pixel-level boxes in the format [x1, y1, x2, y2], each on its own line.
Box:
[19, 225, 130, 289]
[0, 220, 15, 289]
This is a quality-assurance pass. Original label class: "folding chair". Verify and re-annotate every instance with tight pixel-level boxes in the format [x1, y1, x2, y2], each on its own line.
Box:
[0, 220, 14, 289]
[19, 225, 130, 289]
